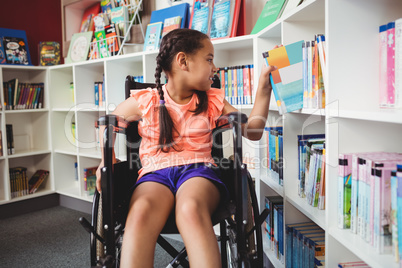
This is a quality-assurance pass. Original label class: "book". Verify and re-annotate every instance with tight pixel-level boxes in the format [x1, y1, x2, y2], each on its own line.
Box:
[94, 30, 109, 58]
[250, 0, 287, 35]
[162, 16, 182, 39]
[9, 167, 28, 198]
[143, 22, 163, 52]
[3, 36, 30, 65]
[0, 28, 32, 65]
[28, 170, 49, 194]
[150, 3, 190, 29]
[209, 0, 233, 39]
[387, 22, 396, 107]
[0, 37, 6, 64]
[93, 12, 110, 32]
[395, 18, 402, 108]
[0, 130, 2, 156]
[80, 3, 100, 33]
[338, 153, 352, 229]
[379, 24, 388, 107]
[84, 166, 97, 196]
[111, 5, 130, 42]
[391, 170, 399, 261]
[65, 31, 93, 64]
[262, 40, 304, 114]
[6, 124, 14, 155]
[38, 42, 60, 66]
[100, 0, 115, 14]
[104, 24, 120, 56]
[190, 0, 213, 35]
[264, 195, 283, 250]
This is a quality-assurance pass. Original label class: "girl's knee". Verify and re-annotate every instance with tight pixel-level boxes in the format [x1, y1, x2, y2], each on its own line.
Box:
[126, 198, 155, 227]
[176, 199, 210, 226]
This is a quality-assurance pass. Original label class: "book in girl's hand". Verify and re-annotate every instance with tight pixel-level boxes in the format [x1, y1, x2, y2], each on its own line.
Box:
[262, 40, 304, 114]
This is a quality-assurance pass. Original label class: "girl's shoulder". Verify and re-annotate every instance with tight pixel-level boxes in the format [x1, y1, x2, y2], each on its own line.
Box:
[130, 87, 159, 116]
[206, 87, 225, 117]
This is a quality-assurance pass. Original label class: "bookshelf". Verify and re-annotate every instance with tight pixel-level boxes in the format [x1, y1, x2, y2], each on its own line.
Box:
[0, 0, 402, 267]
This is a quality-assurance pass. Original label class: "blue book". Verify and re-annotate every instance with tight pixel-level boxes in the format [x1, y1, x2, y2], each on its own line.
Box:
[150, 3, 190, 29]
[262, 40, 305, 114]
[190, 0, 211, 34]
[0, 28, 32, 65]
[210, 0, 232, 39]
[397, 165, 402, 259]
[94, 82, 99, 106]
[143, 22, 163, 52]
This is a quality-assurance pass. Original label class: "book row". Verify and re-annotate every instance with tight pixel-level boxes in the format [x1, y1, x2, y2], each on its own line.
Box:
[264, 195, 284, 263]
[379, 18, 402, 108]
[262, 35, 326, 114]
[84, 166, 97, 196]
[216, 65, 254, 105]
[298, 134, 326, 210]
[2, 79, 44, 110]
[9, 168, 49, 198]
[338, 152, 402, 262]
[5, 124, 14, 155]
[265, 126, 283, 185]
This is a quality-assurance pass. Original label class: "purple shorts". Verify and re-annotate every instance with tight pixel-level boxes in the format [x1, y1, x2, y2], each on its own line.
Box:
[136, 163, 229, 201]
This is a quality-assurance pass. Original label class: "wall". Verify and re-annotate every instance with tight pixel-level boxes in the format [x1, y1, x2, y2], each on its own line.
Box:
[0, 0, 62, 66]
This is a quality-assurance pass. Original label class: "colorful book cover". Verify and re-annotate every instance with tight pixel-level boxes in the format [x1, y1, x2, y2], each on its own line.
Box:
[66, 31, 93, 64]
[210, 0, 232, 39]
[338, 153, 352, 229]
[39, 42, 60, 66]
[111, 5, 130, 41]
[105, 24, 120, 56]
[379, 24, 388, 107]
[162, 16, 182, 39]
[391, 170, 399, 261]
[84, 166, 97, 196]
[250, 0, 286, 34]
[262, 40, 304, 114]
[397, 165, 402, 260]
[0, 37, 6, 64]
[190, 0, 212, 35]
[395, 18, 402, 108]
[95, 30, 109, 58]
[387, 21, 396, 106]
[143, 22, 163, 52]
[302, 41, 309, 108]
[3, 37, 30, 65]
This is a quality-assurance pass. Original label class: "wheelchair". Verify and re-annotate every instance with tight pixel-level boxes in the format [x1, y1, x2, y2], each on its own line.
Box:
[79, 75, 269, 268]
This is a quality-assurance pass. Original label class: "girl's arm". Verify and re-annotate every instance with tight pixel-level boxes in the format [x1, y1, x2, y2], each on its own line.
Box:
[221, 64, 277, 141]
[96, 96, 142, 192]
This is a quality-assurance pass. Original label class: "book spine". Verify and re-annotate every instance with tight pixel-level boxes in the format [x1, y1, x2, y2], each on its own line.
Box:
[391, 171, 399, 261]
[387, 22, 396, 106]
[397, 166, 402, 260]
[379, 168, 392, 254]
[307, 40, 313, 109]
[303, 41, 309, 108]
[357, 158, 366, 237]
[395, 18, 402, 108]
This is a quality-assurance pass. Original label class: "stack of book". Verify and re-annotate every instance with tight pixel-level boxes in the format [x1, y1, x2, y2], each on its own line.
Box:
[297, 134, 326, 210]
[264, 195, 284, 263]
[28, 170, 49, 194]
[9, 167, 28, 198]
[216, 65, 254, 105]
[265, 126, 283, 185]
[3, 79, 45, 110]
[285, 221, 325, 268]
[337, 152, 402, 262]
[379, 18, 402, 108]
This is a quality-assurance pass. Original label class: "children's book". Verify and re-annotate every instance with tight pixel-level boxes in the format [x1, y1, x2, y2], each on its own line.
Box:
[0, 37, 6, 64]
[209, 0, 232, 39]
[3, 37, 30, 65]
[80, 3, 100, 33]
[338, 153, 352, 229]
[161, 16, 182, 39]
[379, 24, 388, 107]
[262, 40, 304, 114]
[391, 170, 399, 261]
[38, 42, 60, 66]
[95, 30, 109, 58]
[111, 5, 130, 41]
[66, 31, 93, 64]
[250, 0, 287, 35]
[395, 18, 402, 108]
[105, 24, 120, 56]
[143, 22, 163, 52]
[84, 167, 97, 196]
[189, 0, 213, 35]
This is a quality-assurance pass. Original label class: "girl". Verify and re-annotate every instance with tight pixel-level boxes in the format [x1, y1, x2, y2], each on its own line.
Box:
[96, 28, 276, 268]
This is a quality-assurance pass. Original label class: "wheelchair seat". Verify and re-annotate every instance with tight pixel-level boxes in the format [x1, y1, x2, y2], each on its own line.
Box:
[79, 75, 267, 268]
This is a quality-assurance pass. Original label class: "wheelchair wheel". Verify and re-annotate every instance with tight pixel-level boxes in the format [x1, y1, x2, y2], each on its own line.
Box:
[91, 191, 105, 266]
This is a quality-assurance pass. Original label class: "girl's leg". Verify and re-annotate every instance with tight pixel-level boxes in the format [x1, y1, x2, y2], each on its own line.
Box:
[175, 177, 221, 268]
[120, 182, 174, 268]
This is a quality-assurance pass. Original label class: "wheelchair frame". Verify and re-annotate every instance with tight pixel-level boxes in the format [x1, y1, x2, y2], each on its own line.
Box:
[80, 79, 268, 268]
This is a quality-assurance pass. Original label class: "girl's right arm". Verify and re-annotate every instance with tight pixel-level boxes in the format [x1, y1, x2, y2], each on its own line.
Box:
[96, 96, 142, 192]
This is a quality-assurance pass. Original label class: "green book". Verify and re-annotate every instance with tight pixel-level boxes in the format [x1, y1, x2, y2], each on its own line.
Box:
[251, 0, 287, 35]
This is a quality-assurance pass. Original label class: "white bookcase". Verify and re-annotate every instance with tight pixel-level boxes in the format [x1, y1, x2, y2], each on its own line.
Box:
[1, 0, 402, 266]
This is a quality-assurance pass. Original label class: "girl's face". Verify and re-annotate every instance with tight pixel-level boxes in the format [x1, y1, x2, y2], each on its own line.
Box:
[186, 39, 218, 91]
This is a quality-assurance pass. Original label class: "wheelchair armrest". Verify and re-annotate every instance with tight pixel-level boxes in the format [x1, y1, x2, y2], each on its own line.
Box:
[215, 112, 248, 130]
[97, 115, 130, 134]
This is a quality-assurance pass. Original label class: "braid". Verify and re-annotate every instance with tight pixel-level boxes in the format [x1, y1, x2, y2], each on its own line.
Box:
[154, 28, 210, 152]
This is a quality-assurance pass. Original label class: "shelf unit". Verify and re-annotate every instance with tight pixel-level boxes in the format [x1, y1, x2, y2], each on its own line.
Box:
[1, 0, 402, 266]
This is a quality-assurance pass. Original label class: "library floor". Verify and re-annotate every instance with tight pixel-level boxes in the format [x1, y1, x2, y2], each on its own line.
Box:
[0, 206, 184, 267]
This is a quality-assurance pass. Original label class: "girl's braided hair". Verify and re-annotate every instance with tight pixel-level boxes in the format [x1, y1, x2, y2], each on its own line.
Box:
[155, 28, 210, 152]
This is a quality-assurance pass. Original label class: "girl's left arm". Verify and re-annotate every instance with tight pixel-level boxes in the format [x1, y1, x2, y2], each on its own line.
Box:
[221, 64, 277, 141]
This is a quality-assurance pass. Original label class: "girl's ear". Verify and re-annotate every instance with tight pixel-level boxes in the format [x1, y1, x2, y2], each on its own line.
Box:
[176, 52, 188, 71]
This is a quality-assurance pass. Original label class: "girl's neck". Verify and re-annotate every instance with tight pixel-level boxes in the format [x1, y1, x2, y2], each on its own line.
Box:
[165, 81, 194, 105]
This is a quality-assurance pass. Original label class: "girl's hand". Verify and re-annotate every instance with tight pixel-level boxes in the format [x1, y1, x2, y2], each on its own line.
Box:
[258, 64, 277, 95]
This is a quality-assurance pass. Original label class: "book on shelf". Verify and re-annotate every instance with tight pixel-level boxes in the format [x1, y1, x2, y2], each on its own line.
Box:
[396, 165, 402, 262]
[80, 3, 101, 33]
[395, 18, 402, 108]
[95, 30, 110, 58]
[28, 169, 49, 194]
[3, 80, 44, 110]
[0, 130, 3, 156]
[143, 22, 163, 52]
[101, 0, 115, 14]
[262, 40, 304, 114]
[0, 28, 32, 65]
[93, 12, 110, 32]
[6, 124, 14, 155]
[84, 166, 97, 196]
[265, 126, 283, 185]
[111, 5, 130, 41]
[38, 41, 60, 66]
[338, 153, 352, 229]
[250, 0, 287, 35]
[209, 0, 241, 40]
[65, 31, 93, 64]
[285, 222, 316, 268]
[150, 3, 190, 29]
[105, 23, 120, 56]
[9, 167, 28, 198]
[338, 261, 371, 267]
[264, 195, 283, 252]
[161, 16, 182, 39]
[189, 0, 213, 35]
[216, 65, 254, 105]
